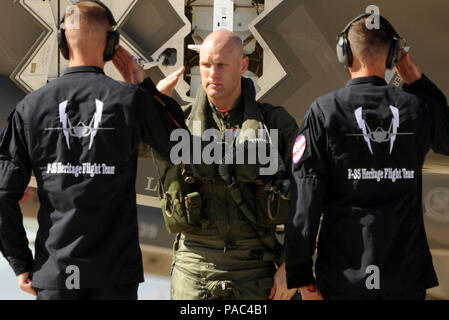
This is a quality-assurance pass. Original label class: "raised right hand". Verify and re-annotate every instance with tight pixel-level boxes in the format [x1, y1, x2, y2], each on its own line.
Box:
[396, 50, 422, 85]
[156, 67, 185, 97]
[112, 45, 146, 85]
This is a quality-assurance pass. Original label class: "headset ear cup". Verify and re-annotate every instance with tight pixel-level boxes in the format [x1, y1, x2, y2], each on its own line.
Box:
[58, 29, 70, 60]
[387, 39, 401, 69]
[103, 30, 120, 61]
[386, 39, 394, 69]
[344, 37, 353, 68]
[336, 36, 346, 66]
[336, 35, 352, 68]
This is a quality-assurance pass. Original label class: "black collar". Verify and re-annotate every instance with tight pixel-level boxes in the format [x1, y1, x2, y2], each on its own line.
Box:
[62, 66, 105, 76]
[346, 76, 387, 87]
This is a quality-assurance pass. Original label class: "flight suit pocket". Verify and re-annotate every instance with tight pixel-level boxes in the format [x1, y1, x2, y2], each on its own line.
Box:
[185, 191, 202, 225]
[254, 184, 289, 227]
[207, 281, 241, 300]
[160, 165, 202, 234]
[239, 183, 288, 228]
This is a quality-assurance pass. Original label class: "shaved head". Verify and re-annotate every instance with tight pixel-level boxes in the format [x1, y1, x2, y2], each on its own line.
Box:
[201, 29, 244, 61]
[199, 30, 248, 110]
[64, 1, 113, 61]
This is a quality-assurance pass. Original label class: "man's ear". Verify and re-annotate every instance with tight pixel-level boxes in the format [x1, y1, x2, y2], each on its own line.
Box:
[348, 54, 361, 74]
[241, 56, 249, 75]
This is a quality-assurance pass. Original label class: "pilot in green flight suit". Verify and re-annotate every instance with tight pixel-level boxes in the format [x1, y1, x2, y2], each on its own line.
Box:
[155, 30, 300, 300]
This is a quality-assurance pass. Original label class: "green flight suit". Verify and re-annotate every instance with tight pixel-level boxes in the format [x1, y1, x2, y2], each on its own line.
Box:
[162, 77, 299, 300]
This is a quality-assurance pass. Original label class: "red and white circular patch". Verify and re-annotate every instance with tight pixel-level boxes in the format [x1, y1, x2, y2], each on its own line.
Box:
[292, 134, 306, 164]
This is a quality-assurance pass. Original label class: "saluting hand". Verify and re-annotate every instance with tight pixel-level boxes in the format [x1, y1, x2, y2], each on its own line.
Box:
[156, 67, 185, 97]
[112, 45, 146, 85]
[396, 50, 422, 85]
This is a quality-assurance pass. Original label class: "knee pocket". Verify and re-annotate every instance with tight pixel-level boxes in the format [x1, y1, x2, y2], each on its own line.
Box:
[206, 280, 241, 300]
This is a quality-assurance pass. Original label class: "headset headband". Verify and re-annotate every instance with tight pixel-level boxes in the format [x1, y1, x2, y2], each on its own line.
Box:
[60, 0, 117, 27]
[339, 13, 401, 40]
[58, 0, 119, 61]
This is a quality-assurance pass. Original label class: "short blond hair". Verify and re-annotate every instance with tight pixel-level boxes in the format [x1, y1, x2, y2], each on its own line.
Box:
[65, 1, 112, 30]
[348, 17, 393, 65]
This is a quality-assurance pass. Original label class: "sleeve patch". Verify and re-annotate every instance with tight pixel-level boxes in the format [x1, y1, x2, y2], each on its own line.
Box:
[292, 134, 307, 164]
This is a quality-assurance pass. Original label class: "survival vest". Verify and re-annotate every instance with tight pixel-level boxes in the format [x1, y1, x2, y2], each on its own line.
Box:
[158, 78, 290, 247]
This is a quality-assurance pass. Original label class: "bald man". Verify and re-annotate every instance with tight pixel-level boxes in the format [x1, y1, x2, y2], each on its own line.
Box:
[0, 0, 184, 300]
[147, 30, 300, 300]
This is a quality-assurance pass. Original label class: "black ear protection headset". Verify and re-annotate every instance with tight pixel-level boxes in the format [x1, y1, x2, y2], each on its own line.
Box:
[57, 0, 120, 61]
[336, 13, 403, 69]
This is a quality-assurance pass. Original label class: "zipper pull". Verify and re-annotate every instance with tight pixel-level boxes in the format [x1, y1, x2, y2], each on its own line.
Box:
[224, 239, 233, 253]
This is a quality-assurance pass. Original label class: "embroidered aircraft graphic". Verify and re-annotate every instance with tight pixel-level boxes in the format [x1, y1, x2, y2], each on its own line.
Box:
[346, 106, 413, 155]
[45, 100, 114, 150]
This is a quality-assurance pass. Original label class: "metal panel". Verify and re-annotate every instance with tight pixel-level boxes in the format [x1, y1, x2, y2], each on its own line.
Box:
[0, 0, 43, 78]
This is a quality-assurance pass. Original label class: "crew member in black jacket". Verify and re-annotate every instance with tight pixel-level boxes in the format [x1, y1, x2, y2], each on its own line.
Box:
[285, 13, 449, 300]
[0, 0, 184, 300]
